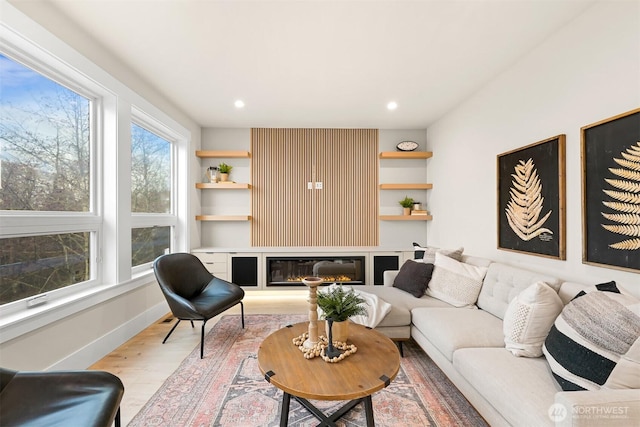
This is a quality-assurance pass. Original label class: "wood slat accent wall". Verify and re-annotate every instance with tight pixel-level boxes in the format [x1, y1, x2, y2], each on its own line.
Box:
[251, 128, 378, 247]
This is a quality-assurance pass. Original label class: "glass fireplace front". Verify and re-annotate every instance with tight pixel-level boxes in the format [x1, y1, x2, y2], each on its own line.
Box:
[266, 256, 365, 286]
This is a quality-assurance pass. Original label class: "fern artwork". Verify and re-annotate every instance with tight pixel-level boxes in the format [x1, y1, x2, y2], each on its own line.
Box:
[600, 141, 640, 251]
[505, 158, 553, 241]
[497, 135, 566, 259]
[582, 108, 640, 272]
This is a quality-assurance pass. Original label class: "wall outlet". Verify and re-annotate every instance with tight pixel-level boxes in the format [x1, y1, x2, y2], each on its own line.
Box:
[315, 182, 323, 190]
[307, 182, 313, 190]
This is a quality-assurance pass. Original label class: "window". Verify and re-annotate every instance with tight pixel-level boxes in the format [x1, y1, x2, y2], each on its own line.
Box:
[0, 233, 90, 305]
[0, 53, 97, 306]
[130, 121, 175, 270]
[0, 54, 91, 212]
[0, 11, 189, 345]
[131, 226, 170, 267]
[131, 123, 171, 214]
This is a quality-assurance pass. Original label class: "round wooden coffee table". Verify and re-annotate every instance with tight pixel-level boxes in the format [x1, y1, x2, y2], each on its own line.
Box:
[258, 321, 400, 427]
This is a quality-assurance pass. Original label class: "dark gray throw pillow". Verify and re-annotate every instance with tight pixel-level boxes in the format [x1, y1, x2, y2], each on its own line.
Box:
[393, 260, 435, 298]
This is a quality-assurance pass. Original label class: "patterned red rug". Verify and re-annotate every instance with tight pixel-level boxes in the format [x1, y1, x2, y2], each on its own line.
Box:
[129, 314, 488, 426]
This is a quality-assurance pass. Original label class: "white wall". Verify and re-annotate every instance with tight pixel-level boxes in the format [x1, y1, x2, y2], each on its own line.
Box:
[427, 1, 640, 296]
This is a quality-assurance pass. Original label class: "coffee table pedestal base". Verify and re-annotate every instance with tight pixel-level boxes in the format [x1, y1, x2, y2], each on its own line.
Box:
[280, 392, 374, 427]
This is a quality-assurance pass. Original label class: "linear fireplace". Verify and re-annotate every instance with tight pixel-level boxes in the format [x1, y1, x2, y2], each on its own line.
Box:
[266, 256, 365, 286]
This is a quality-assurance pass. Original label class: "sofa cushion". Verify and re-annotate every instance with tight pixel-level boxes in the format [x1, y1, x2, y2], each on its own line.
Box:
[425, 253, 488, 308]
[477, 263, 562, 320]
[543, 282, 640, 391]
[412, 243, 464, 263]
[503, 281, 563, 357]
[393, 259, 434, 297]
[411, 307, 504, 361]
[361, 286, 452, 328]
[453, 347, 559, 427]
[424, 246, 464, 264]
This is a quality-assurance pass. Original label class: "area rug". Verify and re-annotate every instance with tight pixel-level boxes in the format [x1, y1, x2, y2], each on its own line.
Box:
[129, 314, 488, 426]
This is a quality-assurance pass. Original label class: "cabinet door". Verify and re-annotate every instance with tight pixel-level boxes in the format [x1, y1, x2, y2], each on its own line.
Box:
[231, 256, 259, 287]
[372, 255, 400, 286]
[251, 128, 378, 246]
[192, 252, 228, 279]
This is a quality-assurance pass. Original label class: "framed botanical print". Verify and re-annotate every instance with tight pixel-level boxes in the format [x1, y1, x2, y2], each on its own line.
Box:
[497, 135, 566, 259]
[582, 108, 640, 272]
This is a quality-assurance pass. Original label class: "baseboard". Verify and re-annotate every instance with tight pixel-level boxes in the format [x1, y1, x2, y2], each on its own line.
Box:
[47, 301, 169, 370]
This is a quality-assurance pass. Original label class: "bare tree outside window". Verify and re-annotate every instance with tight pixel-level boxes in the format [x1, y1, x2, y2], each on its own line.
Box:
[0, 233, 90, 305]
[131, 123, 171, 214]
[132, 227, 170, 267]
[0, 55, 90, 212]
[131, 124, 172, 266]
[0, 53, 92, 305]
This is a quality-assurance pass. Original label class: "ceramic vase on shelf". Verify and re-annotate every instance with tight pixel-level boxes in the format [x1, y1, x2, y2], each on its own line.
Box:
[403, 207, 411, 216]
[220, 173, 229, 182]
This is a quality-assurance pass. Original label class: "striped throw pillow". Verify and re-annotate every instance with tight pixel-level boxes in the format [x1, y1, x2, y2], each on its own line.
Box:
[542, 282, 640, 391]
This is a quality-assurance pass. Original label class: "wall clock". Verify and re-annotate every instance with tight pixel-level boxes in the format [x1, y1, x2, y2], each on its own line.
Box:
[396, 141, 419, 151]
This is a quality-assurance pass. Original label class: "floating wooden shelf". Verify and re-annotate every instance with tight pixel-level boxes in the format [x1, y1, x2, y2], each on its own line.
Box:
[379, 183, 433, 190]
[379, 215, 432, 221]
[196, 150, 250, 158]
[196, 182, 251, 189]
[196, 215, 251, 221]
[379, 151, 433, 159]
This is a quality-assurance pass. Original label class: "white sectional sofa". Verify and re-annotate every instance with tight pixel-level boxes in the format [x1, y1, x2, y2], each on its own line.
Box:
[361, 254, 640, 427]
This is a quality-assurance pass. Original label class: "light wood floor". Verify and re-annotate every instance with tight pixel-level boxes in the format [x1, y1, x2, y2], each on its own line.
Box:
[90, 291, 309, 426]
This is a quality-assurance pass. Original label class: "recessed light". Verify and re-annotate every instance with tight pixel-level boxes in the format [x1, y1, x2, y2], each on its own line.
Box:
[234, 100, 245, 109]
[387, 101, 398, 110]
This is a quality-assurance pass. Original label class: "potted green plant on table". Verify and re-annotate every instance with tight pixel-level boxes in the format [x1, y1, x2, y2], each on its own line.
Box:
[317, 285, 367, 343]
[399, 195, 415, 215]
[218, 162, 233, 182]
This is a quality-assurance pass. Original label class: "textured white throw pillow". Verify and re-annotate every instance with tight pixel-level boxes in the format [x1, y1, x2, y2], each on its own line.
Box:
[424, 252, 488, 308]
[503, 281, 563, 357]
[604, 336, 640, 389]
[604, 300, 640, 389]
[420, 246, 464, 264]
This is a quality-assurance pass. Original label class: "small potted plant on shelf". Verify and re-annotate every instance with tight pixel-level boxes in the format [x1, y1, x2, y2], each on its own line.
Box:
[317, 284, 367, 343]
[217, 162, 233, 182]
[399, 196, 415, 216]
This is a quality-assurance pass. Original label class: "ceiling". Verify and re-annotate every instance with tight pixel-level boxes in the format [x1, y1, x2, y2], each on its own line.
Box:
[12, 1, 595, 129]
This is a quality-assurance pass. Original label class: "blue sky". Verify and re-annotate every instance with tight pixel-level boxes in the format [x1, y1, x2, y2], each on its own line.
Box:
[0, 53, 69, 104]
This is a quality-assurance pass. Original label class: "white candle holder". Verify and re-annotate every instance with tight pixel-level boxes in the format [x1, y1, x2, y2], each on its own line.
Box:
[302, 276, 323, 349]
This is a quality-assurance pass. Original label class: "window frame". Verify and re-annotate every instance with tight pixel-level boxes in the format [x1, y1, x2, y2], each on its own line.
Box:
[0, 47, 103, 315]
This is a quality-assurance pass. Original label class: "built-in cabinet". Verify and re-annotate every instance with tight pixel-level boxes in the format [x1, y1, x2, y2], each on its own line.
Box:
[192, 248, 413, 289]
[193, 130, 430, 274]
[191, 251, 229, 280]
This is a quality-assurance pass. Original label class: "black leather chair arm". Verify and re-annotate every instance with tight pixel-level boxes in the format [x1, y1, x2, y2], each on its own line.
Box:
[0, 368, 124, 427]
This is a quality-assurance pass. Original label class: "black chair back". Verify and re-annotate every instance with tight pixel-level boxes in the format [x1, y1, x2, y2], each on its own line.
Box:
[154, 253, 212, 299]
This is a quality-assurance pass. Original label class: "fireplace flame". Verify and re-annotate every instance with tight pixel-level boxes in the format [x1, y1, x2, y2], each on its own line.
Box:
[286, 275, 352, 283]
